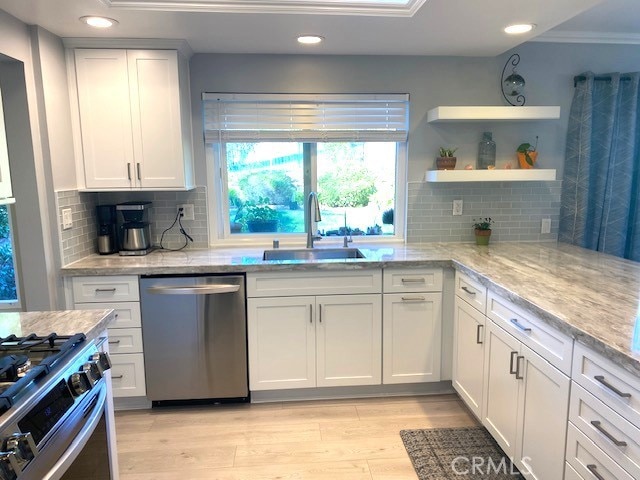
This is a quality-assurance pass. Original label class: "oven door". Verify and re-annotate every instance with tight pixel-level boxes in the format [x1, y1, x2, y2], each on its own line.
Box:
[20, 381, 111, 480]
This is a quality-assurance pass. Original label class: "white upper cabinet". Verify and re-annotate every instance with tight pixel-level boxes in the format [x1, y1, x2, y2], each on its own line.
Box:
[0, 86, 14, 202]
[72, 49, 194, 191]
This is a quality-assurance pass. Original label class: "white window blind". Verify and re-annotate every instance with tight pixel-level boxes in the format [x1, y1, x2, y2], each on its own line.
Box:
[203, 93, 409, 142]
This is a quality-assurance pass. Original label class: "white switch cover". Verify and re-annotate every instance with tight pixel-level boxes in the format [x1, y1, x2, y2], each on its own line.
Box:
[178, 204, 195, 221]
[541, 218, 551, 234]
[62, 208, 73, 230]
[453, 199, 463, 216]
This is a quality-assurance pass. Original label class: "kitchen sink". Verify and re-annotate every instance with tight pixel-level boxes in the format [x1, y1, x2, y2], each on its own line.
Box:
[262, 247, 365, 261]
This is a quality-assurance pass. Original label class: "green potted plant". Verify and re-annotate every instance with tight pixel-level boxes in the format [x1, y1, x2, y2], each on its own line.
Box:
[436, 147, 458, 170]
[516, 136, 539, 169]
[242, 198, 279, 233]
[472, 217, 494, 245]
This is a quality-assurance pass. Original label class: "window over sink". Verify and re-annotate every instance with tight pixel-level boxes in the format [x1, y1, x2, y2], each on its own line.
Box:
[203, 93, 409, 244]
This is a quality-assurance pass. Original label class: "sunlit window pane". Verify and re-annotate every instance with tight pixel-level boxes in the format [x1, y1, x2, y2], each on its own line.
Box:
[0, 205, 18, 302]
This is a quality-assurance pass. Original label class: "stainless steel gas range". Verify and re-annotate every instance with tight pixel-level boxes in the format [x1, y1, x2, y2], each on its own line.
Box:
[0, 333, 116, 479]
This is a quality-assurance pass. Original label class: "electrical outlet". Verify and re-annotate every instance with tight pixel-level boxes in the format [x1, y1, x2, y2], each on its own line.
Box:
[541, 218, 551, 234]
[178, 204, 195, 221]
[62, 208, 73, 230]
[453, 199, 463, 216]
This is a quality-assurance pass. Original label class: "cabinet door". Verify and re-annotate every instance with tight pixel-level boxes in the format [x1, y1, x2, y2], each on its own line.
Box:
[247, 296, 316, 391]
[127, 50, 185, 189]
[515, 344, 570, 480]
[452, 297, 486, 418]
[74, 49, 134, 189]
[0, 86, 13, 200]
[316, 294, 382, 387]
[383, 293, 441, 384]
[483, 320, 521, 458]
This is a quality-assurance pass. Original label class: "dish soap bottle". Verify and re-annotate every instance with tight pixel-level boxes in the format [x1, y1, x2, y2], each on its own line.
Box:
[478, 132, 496, 169]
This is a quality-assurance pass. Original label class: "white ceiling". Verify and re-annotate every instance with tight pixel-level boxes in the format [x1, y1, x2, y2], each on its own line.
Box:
[0, 0, 638, 56]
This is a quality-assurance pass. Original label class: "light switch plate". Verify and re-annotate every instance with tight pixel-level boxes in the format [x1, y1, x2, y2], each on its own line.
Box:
[541, 218, 551, 234]
[62, 208, 73, 230]
[453, 199, 463, 216]
[178, 204, 195, 221]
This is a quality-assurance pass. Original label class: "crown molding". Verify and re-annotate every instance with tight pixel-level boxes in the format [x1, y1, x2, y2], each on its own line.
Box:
[61, 38, 194, 57]
[532, 30, 640, 45]
[98, 0, 429, 17]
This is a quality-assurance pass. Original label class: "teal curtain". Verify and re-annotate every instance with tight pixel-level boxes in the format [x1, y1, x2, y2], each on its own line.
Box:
[559, 72, 640, 260]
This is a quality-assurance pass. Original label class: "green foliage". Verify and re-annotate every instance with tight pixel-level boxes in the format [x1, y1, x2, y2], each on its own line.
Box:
[318, 165, 377, 208]
[0, 206, 16, 301]
[438, 147, 458, 157]
[517, 136, 539, 166]
[472, 217, 494, 230]
[237, 171, 298, 206]
[242, 198, 279, 222]
[382, 208, 394, 225]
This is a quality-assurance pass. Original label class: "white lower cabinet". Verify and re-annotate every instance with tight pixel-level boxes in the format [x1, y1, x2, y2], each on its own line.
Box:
[483, 319, 570, 479]
[382, 292, 441, 384]
[452, 296, 486, 418]
[248, 294, 381, 391]
[110, 353, 147, 398]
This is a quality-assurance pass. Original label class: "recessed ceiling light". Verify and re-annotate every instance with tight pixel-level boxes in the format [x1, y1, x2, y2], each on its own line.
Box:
[504, 24, 535, 35]
[80, 16, 119, 28]
[297, 35, 324, 45]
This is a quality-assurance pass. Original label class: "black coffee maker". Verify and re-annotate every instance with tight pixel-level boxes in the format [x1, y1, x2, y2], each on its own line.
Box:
[96, 205, 117, 254]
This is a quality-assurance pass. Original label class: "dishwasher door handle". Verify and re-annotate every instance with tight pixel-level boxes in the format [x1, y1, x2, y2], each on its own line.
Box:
[146, 284, 240, 295]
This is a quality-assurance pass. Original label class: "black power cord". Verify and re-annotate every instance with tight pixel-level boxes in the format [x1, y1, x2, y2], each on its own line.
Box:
[159, 207, 194, 251]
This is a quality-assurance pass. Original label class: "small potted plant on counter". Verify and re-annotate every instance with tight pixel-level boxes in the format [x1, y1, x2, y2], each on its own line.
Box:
[472, 217, 494, 245]
[436, 147, 458, 170]
[516, 136, 539, 169]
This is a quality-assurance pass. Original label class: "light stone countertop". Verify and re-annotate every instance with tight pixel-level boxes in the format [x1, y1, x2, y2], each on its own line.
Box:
[61, 242, 640, 377]
[0, 309, 116, 341]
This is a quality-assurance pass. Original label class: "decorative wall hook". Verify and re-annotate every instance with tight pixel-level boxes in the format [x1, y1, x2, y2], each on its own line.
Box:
[501, 54, 526, 106]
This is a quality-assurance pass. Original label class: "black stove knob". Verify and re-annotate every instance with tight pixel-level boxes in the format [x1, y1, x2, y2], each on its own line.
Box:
[4, 433, 36, 468]
[0, 451, 20, 480]
[91, 352, 112, 374]
[69, 371, 92, 396]
[82, 362, 102, 385]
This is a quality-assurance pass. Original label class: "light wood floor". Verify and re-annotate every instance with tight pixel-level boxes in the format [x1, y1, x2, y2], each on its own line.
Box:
[114, 393, 478, 480]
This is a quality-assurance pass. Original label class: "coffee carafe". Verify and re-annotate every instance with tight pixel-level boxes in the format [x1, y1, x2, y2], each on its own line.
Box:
[116, 202, 153, 255]
[96, 205, 117, 255]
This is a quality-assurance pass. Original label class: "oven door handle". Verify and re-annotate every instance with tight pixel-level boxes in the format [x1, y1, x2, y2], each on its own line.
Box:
[146, 284, 240, 295]
[40, 385, 106, 480]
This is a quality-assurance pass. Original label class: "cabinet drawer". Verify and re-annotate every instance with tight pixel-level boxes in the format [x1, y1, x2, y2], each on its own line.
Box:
[72, 276, 139, 302]
[487, 291, 573, 375]
[455, 271, 487, 313]
[383, 268, 443, 293]
[572, 342, 640, 430]
[570, 382, 640, 478]
[564, 462, 585, 480]
[107, 328, 143, 355]
[73, 302, 141, 329]
[566, 423, 635, 480]
[247, 270, 382, 297]
[110, 353, 146, 398]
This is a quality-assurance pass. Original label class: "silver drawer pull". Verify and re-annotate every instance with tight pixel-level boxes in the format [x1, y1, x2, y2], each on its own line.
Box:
[594, 375, 632, 398]
[460, 286, 476, 295]
[111, 374, 124, 379]
[476, 324, 483, 344]
[509, 351, 518, 374]
[515, 355, 524, 379]
[108, 340, 121, 345]
[309, 304, 313, 324]
[590, 420, 627, 447]
[510, 318, 532, 333]
[95, 288, 116, 293]
[586, 464, 605, 480]
[401, 296, 425, 302]
[401, 278, 425, 283]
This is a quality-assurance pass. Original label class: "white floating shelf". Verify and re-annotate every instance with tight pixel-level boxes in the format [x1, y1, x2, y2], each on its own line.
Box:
[424, 169, 557, 182]
[427, 106, 561, 123]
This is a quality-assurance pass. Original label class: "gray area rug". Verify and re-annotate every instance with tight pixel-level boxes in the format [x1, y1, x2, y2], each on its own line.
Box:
[400, 427, 524, 479]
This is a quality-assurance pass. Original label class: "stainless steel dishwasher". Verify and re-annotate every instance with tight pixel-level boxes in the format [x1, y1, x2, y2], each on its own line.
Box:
[140, 274, 248, 404]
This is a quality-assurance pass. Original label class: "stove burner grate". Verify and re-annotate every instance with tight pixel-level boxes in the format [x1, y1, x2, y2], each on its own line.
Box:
[0, 354, 31, 382]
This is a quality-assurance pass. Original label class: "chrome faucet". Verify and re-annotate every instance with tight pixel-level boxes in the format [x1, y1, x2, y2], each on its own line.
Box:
[306, 192, 322, 248]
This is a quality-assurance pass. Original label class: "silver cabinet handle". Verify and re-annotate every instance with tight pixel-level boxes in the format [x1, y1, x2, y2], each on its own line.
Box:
[127, 163, 131, 180]
[108, 340, 121, 345]
[590, 420, 627, 447]
[586, 464, 605, 480]
[510, 351, 518, 374]
[594, 375, 632, 398]
[111, 374, 124, 379]
[147, 284, 240, 295]
[515, 355, 524, 379]
[461, 286, 476, 295]
[310, 304, 313, 324]
[319, 304, 322, 323]
[476, 324, 483, 344]
[136, 162, 141, 181]
[95, 288, 116, 293]
[401, 296, 425, 302]
[510, 318, 532, 333]
[401, 278, 425, 284]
